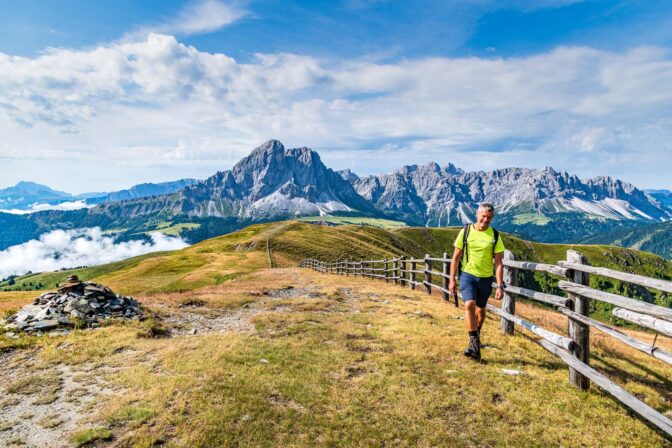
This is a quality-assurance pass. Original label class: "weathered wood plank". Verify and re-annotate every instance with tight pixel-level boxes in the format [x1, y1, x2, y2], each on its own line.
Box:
[558, 281, 672, 321]
[495, 284, 572, 308]
[442, 252, 450, 303]
[501, 250, 516, 335]
[424, 254, 432, 295]
[427, 282, 450, 296]
[558, 261, 672, 293]
[485, 305, 575, 351]
[559, 307, 672, 366]
[612, 308, 672, 337]
[566, 250, 590, 390]
[503, 259, 569, 277]
[539, 339, 672, 438]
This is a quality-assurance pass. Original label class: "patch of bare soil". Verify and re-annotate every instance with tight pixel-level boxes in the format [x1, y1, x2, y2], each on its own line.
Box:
[0, 351, 117, 448]
[262, 286, 326, 299]
[161, 307, 257, 336]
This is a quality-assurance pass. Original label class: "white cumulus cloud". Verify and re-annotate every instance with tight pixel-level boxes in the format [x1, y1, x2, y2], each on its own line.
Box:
[0, 227, 189, 279]
[1, 34, 672, 189]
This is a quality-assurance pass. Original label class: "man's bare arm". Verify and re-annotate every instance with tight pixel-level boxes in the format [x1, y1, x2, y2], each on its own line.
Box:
[494, 252, 504, 286]
[450, 247, 462, 280]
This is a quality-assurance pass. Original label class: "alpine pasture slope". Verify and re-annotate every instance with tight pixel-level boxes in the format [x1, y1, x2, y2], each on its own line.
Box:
[1, 221, 672, 446]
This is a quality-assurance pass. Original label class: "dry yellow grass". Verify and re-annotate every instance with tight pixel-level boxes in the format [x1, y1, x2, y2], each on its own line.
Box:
[0, 291, 37, 315]
[3, 267, 669, 446]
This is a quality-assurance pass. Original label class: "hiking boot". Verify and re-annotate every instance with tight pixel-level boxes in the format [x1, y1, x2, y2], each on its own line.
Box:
[463, 336, 481, 361]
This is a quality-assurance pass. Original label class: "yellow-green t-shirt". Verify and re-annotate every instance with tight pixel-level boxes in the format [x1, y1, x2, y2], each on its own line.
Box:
[454, 225, 505, 278]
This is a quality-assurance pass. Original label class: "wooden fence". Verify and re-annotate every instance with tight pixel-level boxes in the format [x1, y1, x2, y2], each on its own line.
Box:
[299, 250, 672, 437]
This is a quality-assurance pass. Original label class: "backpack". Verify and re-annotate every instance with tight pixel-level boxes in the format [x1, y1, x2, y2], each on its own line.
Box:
[457, 224, 499, 275]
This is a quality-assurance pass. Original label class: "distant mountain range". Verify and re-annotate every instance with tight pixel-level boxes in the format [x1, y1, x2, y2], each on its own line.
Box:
[0, 179, 199, 212]
[0, 181, 73, 210]
[347, 164, 668, 225]
[0, 140, 669, 256]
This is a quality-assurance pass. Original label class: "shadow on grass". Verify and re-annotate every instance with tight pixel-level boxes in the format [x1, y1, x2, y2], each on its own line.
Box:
[591, 352, 672, 399]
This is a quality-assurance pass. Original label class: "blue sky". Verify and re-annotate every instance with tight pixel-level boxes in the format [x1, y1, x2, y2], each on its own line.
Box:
[4, 1, 672, 60]
[1, 0, 672, 192]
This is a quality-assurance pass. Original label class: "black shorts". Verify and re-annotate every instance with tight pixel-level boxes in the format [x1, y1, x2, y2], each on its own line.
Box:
[460, 272, 493, 308]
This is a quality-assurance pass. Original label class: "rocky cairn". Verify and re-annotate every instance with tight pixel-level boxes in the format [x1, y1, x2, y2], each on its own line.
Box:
[3, 275, 143, 336]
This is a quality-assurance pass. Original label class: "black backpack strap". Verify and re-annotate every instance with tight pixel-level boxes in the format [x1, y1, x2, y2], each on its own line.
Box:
[492, 227, 499, 256]
[462, 224, 471, 264]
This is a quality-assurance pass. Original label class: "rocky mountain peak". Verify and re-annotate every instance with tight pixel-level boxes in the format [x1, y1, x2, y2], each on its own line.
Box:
[394, 164, 418, 176]
[338, 169, 360, 183]
[173, 140, 378, 219]
[444, 163, 463, 175]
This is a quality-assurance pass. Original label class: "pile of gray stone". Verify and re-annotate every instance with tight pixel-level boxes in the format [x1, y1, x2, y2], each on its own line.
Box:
[2, 275, 143, 336]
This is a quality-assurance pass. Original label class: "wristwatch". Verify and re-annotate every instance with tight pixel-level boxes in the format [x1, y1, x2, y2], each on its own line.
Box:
[495, 284, 506, 289]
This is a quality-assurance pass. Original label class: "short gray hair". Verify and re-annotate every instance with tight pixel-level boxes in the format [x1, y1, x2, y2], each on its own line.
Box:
[479, 202, 495, 213]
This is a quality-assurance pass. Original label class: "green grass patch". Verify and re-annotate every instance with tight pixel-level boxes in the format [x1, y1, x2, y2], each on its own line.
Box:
[297, 216, 407, 228]
[107, 404, 156, 426]
[148, 222, 201, 236]
[70, 427, 112, 446]
[512, 212, 551, 225]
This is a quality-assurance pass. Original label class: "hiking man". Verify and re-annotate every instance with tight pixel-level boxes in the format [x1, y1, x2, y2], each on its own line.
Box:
[448, 203, 505, 361]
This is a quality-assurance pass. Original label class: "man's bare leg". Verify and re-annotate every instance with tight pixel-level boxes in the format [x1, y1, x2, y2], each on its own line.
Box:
[465, 301, 478, 331]
[476, 306, 486, 331]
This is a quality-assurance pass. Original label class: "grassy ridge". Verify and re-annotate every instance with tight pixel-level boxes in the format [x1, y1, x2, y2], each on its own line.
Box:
[2, 221, 671, 321]
[2, 221, 672, 445]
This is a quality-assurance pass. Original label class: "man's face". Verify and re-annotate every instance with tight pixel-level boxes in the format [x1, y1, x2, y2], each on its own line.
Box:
[476, 208, 494, 229]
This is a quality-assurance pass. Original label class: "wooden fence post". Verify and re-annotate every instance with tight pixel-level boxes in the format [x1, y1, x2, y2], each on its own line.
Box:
[567, 250, 590, 391]
[393, 258, 398, 285]
[384, 259, 389, 283]
[441, 252, 449, 302]
[424, 254, 432, 295]
[410, 259, 416, 290]
[400, 256, 406, 287]
[500, 250, 517, 334]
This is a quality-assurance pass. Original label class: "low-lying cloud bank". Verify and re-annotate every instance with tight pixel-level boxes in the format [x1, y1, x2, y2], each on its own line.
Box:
[0, 200, 93, 215]
[0, 227, 189, 279]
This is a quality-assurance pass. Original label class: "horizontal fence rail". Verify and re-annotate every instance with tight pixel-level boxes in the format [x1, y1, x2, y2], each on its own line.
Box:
[298, 249, 672, 438]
